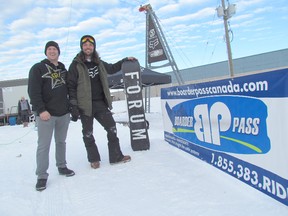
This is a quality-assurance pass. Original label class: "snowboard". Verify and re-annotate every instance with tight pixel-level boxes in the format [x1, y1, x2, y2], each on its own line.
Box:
[121, 60, 150, 151]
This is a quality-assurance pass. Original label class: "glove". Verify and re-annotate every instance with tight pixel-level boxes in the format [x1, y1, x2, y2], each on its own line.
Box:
[70, 106, 79, 122]
[122, 57, 137, 62]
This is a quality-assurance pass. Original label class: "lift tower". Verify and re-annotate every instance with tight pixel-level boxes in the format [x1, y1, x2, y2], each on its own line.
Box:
[139, 4, 184, 85]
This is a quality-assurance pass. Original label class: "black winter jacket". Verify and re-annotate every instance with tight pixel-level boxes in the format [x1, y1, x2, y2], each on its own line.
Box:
[28, 59, 69, 116]
[67, 53, 125, 117]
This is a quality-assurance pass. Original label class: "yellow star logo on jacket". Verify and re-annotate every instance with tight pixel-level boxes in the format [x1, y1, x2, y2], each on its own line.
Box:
[42, 64, 66, 89]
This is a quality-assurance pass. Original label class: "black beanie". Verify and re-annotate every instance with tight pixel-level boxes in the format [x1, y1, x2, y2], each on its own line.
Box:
[80, 35, 96, 49]
[44, 41, 60, 55]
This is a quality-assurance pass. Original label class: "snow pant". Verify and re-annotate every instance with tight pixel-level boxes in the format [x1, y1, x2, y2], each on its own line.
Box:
[20, 110, 29, 123]
[80, 100, 124, 163]
[35, 113, 70, 179]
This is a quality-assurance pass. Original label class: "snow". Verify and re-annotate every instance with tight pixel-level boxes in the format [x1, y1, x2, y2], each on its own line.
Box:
[0, 97, 287, 216]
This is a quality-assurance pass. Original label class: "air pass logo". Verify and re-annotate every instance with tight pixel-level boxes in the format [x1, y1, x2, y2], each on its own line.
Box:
[165, 96, 270, 154]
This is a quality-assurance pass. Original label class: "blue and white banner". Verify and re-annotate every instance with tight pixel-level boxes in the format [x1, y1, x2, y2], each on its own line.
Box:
[161, 68, 288, 206]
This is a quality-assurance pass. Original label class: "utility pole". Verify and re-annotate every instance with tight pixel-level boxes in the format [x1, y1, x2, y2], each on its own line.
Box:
[217, 0, 236, 77]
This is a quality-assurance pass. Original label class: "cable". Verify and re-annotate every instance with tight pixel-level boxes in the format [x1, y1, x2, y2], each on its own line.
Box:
[157, 15, 194, 69]
[62, 0, 73, 63]
[228, 21, 234, 42]
[0, 127, 34, 146]
[201, 5, 218, 66]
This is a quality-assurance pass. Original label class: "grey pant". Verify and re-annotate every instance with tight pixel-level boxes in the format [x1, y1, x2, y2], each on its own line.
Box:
[36, 113, 70, 179]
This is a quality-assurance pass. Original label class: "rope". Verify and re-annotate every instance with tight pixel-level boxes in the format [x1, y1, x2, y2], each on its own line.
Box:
[157, 16, 194, 69]
[62, 0, 73, 63]
[202, 0, 223, 66]
[0, 127, 35, 146]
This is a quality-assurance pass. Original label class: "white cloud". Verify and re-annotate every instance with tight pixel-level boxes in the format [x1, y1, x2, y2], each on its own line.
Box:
[53, 0, 119, 7]
[0, 0, 34, 18]
[179, 0, 209, 5]
[101, 38, 137, 49]
[0, 0, 287, 81]
[158, 4, 180, 14]
[254, 6, 273, 14]
[236, 0, 265, 12]
[95, 28, 134, 43]
[161, 7, 216, 24]
[8, 7, 75, 32]
[0, 32, 36, 50]
[70, 17, 112, 32]
[84, 0, 119, 5]
[146, 0, 176, 9]
[232, 13, 254, 22]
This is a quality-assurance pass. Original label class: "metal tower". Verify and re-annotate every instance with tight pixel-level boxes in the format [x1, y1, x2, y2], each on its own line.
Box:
[139, 4, 184, 113]
[139, 4, 184, 85]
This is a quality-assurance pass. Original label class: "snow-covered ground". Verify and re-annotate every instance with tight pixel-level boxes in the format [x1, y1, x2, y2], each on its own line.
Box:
[0, 97, 287, 216]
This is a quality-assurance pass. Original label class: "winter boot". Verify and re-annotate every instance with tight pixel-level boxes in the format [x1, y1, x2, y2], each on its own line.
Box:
[58, 167, 75, 177]
[90, 161, 100, 169]
[110, 155, 131, 165]
[36, 179, 47, 191]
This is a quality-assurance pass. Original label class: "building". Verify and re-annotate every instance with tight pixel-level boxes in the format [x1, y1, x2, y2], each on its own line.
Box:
[112, 48, 288, 100]
[0, 79, 29, 124]
[169, 48, 288, 84]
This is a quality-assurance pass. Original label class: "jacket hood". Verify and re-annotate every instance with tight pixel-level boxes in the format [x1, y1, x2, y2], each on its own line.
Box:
[73, 52, 100, 65]
[41, 58, 65, 69]
[73, 53, 83, 63]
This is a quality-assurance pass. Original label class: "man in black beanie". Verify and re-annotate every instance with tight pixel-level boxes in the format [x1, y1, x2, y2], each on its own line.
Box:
[67, 35, 136, 169]
[44, 41, 60, 55]
[28, 41, 75, 191]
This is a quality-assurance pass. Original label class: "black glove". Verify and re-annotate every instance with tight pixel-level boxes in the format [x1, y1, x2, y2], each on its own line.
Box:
[122, 57, 137, 62]
[70, 106, 79, 122]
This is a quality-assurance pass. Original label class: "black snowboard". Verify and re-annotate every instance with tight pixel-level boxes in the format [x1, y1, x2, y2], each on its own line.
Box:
[121, 60, 150, 151]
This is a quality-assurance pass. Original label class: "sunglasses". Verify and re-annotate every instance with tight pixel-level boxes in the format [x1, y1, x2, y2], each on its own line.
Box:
[81, 37, 95, 44]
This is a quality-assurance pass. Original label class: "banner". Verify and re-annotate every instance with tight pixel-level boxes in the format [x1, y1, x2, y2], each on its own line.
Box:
[122, 61, 150, 151]
[161, 68, 288, 206]
[147, 14, 167, 63]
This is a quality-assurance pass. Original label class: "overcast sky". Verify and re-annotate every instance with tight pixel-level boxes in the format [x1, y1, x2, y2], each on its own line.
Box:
[0, 0, 287, 81]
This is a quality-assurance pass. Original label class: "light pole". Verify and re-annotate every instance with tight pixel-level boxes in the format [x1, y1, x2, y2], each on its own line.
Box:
[217, 1, 236, 77]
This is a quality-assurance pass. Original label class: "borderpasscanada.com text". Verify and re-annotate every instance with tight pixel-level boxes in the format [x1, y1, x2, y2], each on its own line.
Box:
[166, 80, 268, 97]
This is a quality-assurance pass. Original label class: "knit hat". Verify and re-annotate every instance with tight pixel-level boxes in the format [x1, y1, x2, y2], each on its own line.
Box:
[44, 41, 60, 55]
[80, 35, 96, 49]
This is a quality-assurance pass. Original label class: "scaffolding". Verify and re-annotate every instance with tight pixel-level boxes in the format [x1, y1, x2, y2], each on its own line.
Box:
[139, 4, 184, 112]
[139, 4, 184, 85]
